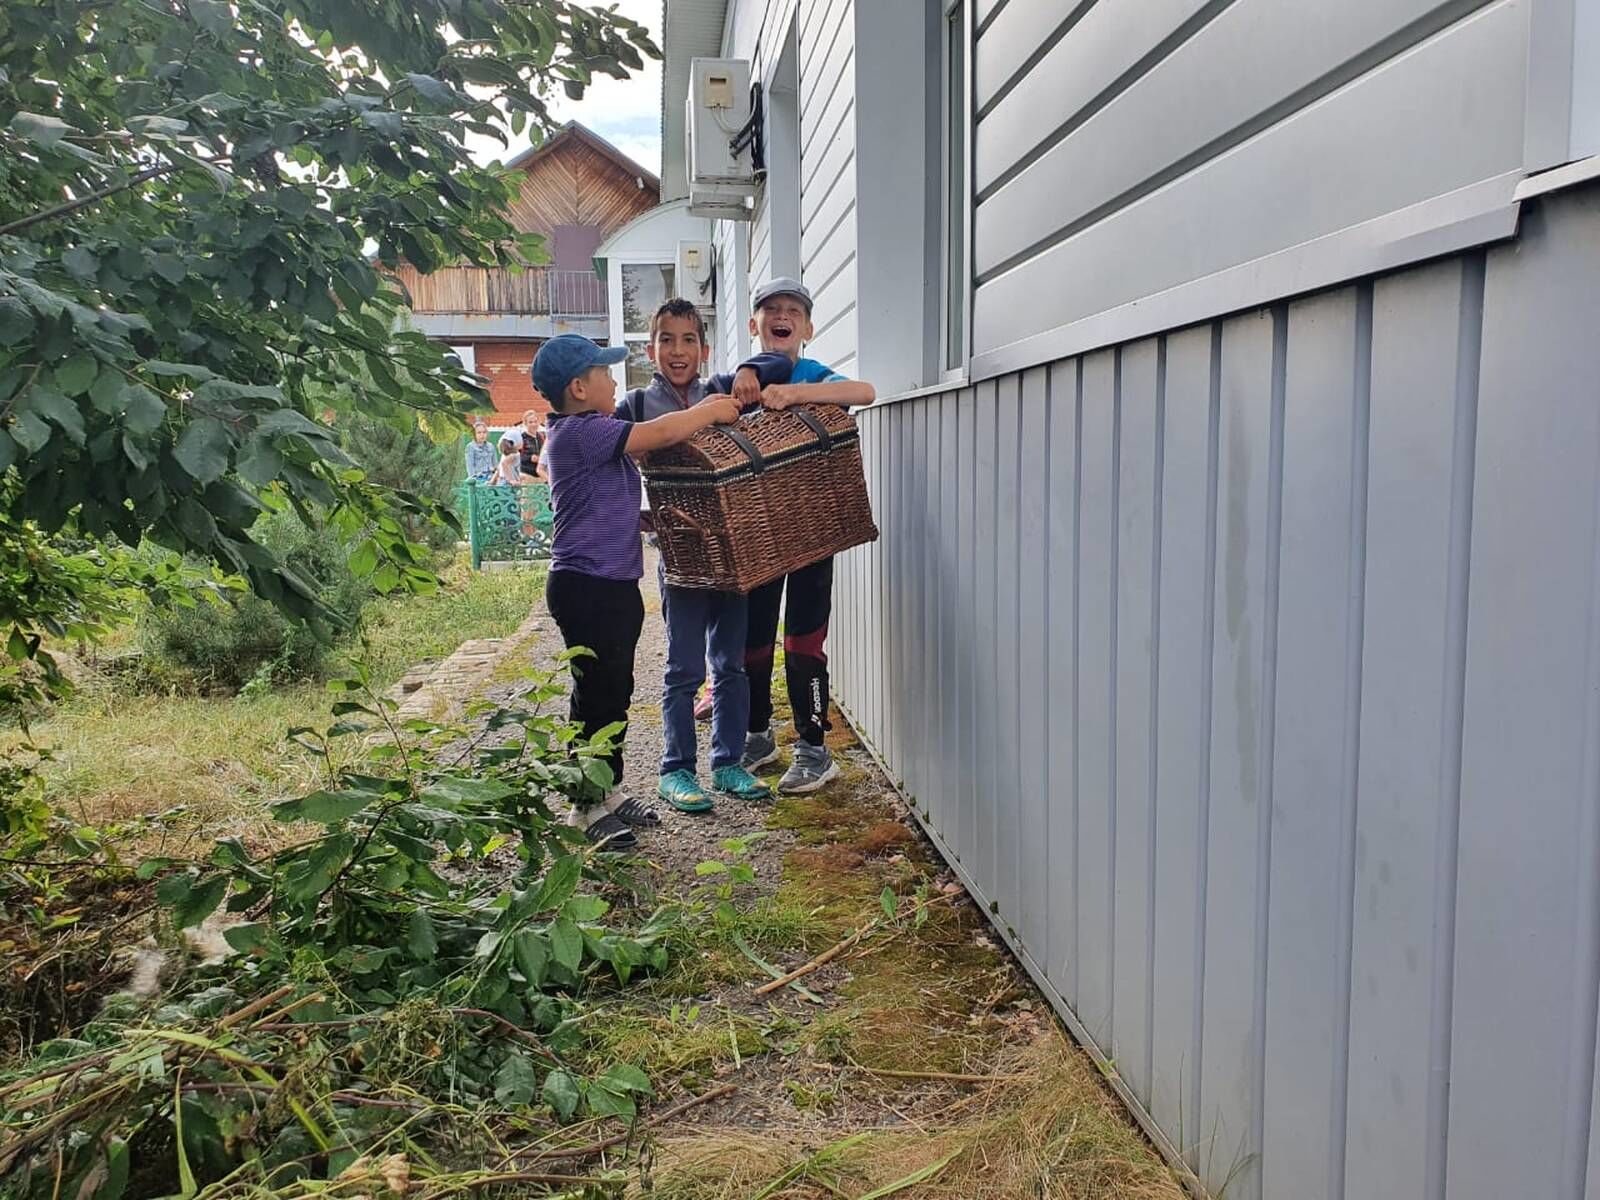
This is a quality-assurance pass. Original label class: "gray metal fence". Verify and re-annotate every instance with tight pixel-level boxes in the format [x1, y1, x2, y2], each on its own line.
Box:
[831, 182, 1600, 1200]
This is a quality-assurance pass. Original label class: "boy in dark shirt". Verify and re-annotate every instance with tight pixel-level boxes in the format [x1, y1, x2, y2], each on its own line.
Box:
[614, 298, 791, 813]
[534, 333, 741, 849]
[716, 278, 875, 793]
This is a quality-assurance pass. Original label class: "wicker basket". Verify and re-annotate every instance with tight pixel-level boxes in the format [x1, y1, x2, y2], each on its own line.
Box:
[640, 404, 878, 593]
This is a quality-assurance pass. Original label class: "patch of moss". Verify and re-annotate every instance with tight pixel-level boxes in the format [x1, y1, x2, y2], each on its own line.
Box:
[783, 1078, 840, 1112]
[584, 1006, 769, 1079]
[854, 819, 914, 857]
[771, 785, 1016, 1077]
[769, 787, 879, 847]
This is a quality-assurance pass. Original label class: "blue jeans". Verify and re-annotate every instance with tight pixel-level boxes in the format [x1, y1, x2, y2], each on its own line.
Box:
[660, 560, 749, 775]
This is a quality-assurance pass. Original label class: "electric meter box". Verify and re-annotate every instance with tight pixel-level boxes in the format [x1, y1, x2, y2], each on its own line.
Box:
[676, 240, 715, 309]
[688, 58, 756, 189]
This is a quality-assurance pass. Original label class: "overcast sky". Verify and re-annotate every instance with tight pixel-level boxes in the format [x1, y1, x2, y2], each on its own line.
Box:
[467, 0, 663, 176]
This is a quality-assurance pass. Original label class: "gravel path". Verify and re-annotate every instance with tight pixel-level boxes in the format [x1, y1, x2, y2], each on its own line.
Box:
[479, 549, 801, 899]
[457, 552, 1184, 1198]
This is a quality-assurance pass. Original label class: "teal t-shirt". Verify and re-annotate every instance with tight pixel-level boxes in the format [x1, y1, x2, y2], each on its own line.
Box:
[790, 356, 848, 384]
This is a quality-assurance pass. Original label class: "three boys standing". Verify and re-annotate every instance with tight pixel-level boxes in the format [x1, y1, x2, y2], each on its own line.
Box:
[532, 277, 874, 849]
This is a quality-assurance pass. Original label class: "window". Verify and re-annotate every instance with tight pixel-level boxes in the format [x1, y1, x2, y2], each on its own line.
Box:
[939, 0, 970, 375]
[619, 261, 676, 388]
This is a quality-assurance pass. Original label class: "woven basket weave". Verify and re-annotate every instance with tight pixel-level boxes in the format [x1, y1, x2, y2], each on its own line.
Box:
[640, 403, 878, 593]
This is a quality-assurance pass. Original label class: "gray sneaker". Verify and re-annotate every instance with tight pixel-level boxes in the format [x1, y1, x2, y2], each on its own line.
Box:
[742, 727, 780, 771]
[779, 742, 840, 794]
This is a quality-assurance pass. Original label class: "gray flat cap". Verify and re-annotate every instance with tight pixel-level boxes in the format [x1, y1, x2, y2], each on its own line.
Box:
[751, 276, 812, 313]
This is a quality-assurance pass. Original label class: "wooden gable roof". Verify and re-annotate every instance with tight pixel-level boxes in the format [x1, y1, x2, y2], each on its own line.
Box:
[501, 122, 660, 240]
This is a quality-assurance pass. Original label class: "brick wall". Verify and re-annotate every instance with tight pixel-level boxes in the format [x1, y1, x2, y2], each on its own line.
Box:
[472, 341, 550, 422]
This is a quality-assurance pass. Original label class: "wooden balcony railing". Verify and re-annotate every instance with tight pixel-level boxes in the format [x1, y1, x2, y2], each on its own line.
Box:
[391, 264, 607, 319]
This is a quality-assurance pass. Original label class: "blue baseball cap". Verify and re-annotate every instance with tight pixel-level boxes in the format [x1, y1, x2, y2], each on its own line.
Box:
[532, 334, 627, 408]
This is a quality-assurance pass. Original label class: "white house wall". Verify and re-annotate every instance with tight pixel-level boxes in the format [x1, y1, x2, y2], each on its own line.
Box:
[971, 0, 1531, 364]
[708, 0, 1600, 1196]
[836, 186, 1600, 1199]
[712, 0, 858, 375]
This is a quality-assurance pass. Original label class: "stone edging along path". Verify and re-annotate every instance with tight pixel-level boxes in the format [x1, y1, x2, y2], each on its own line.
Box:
[387, 606, 546, 723]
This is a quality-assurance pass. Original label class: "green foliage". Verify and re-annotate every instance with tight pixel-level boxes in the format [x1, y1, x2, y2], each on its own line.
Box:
[0, 0, 657, 629]
[337, 412, 460, 550]
[694, 832, 766, 925]
[140, 511, 370, 692]
[0, 662, 669, 1198]
[0, 507, 195, 724]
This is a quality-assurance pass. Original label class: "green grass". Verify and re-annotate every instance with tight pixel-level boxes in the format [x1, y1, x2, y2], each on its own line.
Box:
[25, 557, 546, 847]
[354, 558, 545, 690]
[583, 1007, 770, 1080]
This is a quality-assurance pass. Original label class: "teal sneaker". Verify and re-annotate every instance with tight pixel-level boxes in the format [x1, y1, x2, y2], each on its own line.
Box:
[657, 769, 713, 813]
[712, 764, 773, 803]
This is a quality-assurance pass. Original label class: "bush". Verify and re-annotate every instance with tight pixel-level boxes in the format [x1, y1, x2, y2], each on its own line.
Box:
[339, 413, 462, 551]
[141, 513, 370, 693]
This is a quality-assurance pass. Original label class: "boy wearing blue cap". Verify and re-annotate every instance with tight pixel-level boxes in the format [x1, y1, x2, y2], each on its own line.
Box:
[716, 278, 875, 794]
[533, 333, 742, 850]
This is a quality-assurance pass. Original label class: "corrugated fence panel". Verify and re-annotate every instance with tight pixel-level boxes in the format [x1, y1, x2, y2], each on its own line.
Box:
[1112, 339, 1161, 1112]
[1196, 309, 1280, 1197]
[936, 392, 961, 844]
[1017, 368, 1051, 965]
[1077, 351, 1117, 1049]
[1045, 360, 1081, 1003]
[955, 388, 978, 870]
[1447, 187, 1600, 1200]
[973, 383, 1000, 895]
[1149, 323, 1217, 1164]
[828, 187, 1600, 1198]
[994, 379, 1022, 927]
[1343, 257, 1473, 1200]
[1260, 286, 1367, 1200]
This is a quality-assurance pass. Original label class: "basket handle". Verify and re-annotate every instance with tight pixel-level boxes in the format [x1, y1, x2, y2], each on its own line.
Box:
[791, 406, 833, 451]
[710, 424, 766, 474]
[656, 504, 731, 581]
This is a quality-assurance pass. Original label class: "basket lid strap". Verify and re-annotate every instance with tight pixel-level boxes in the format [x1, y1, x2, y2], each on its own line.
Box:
[791, 407, 833, 451]
[712, 425, 766, 474]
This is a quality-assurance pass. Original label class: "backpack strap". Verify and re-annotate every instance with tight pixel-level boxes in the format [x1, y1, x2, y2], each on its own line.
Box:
[627, 387, 648, 423]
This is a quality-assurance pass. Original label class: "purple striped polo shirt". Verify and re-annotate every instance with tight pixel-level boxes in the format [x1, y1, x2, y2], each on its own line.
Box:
[545, 411, 643, 581]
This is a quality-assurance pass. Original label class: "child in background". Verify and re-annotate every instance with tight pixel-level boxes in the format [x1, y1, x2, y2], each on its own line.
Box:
[717, 277, 875, 793]
[465, 421, 496, 482]
[614, 298, 791, 814]
[534, 333, 742, 849]
[518, 410, 545, 481]
[490, 435, 522, 486]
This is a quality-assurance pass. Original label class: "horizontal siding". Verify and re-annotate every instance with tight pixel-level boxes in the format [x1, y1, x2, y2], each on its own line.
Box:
[835, 185, 1600, 1199]
[975, 0, 1208, 185]
[795, 0, 856, 369]
[974, 0, 1089, 112]
[712, 219, 741, 369]
[748, 190, 773, 293]
[973, 0, 1526, 355]
[717, 0, 857, 371]
[976, 0, 1507, 276]
[970, 0, 1529, 358]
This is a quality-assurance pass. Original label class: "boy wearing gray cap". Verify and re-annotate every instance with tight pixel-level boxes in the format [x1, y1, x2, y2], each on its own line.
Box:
[713, 278, 875, 793]
[532, 333, 742, 849]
